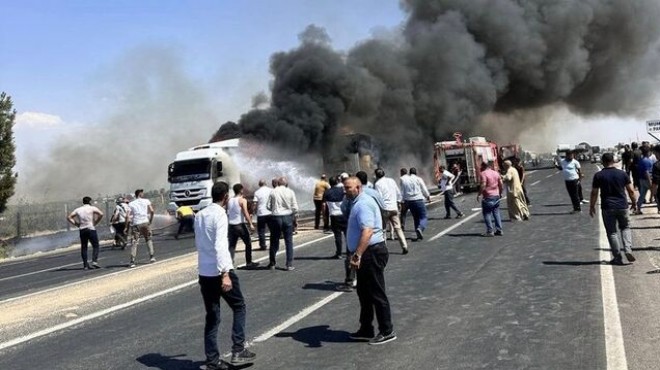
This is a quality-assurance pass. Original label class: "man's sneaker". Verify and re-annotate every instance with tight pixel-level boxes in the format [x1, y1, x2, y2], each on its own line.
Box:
[625, 252, 636, 262]
[351, 279, 357, 288]
[245, 262, 260, 270]
[149, 256, 157, 263]
[333, 254, 344, 259]
[268, 263, 276, 270]
[570, 209, 582, 214]
[286, 265, 296, 271]
[230, 349, 256, 364]
[91, 262, 101, 269]
[443, 215, 451, 220]
[323, 229, 332, 234]
[581, 199, 589, 204]
[128, 261, 136, 268]
[494, 230, 503, 236]
[609, 258, 625, 266]
[482, 232, 495, 237]
[402, 246, 409, 255]
[368, 332, 397, 345]
[415, 228, 424, 240]
[349, 329, 374, 341]
[204, 360, 229, 370]
[456, 213, 464, 219]
[336, 283, 353, 293]
[83, 265, 91, 270]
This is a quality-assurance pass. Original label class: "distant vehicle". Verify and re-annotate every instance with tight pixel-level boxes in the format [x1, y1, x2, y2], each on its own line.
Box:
[591, 153, 602, 163]
[433, 133, 499, 192]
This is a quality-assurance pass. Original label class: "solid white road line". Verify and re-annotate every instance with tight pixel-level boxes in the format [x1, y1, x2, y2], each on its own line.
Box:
[530, 180, 541, 187]
[253, 292, 344, 343]
[526, 170, 538, 176]
[429, 211, 481, 242]
[597, 205, 628, 370]
[0, 234, 333, 351]
[0, 262, 82, 282]
[545, 174, 554, 178]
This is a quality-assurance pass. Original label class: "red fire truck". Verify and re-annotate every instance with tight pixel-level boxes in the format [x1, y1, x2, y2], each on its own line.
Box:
[433, 133, 500, 192]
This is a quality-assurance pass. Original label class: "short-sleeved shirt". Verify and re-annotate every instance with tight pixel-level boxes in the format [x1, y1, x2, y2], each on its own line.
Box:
[480, 168, 501, 198]
[253, 186, 272, 217]
[128, 198, 152, 225]
[638, 157, 653, 180]
[346, 193, 384, 252]
[592, 167, 630, 210]
[72, 204, 102, 230]
[313, 180, 331, 200]
[560, 159, 581, 181]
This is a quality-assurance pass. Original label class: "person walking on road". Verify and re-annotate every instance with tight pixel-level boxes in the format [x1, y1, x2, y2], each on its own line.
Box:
[502, 160, 530, 221]
[559, 151, 584, 214]
[344, 177, 397, 345]
[589, 153, 638, 265]
[400, 167, 430, 240]
[126, 189, 155, 268]
[635, 146, 653, 214]
[374, 168, 409, 254]
[110, 197, 129, 249]
[513, 157, 531, 205]
[267, 176, 299, 271]
[195, 181, 256, 370]
[438, 165, 464, 220]
[313, 174, 331, 232]
[227, 183, 258, 269]
[67, 196, 104, 269]
[477, 162, 503, 237]
[324, 176, 347, 259]
[253, 179, 273, 251]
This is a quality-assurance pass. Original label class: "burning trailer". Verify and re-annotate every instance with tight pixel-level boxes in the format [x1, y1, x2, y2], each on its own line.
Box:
[323, 133, 379, 177]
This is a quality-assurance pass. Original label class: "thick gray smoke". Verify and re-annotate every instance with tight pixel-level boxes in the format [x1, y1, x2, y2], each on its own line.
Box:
[238, 0, 660, 166]
[19, 47, 219, 200]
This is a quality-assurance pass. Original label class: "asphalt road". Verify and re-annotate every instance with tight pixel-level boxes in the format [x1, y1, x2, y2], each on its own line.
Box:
[1, 166, 657, 370]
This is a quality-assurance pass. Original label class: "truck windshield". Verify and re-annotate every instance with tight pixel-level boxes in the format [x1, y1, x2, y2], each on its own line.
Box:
[169, 159, 211, 183]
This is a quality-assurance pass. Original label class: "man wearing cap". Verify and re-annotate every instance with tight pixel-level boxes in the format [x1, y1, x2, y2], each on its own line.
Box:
[313, 174, 331, 232]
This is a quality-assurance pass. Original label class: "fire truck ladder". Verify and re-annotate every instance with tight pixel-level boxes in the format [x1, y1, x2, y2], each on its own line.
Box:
[464, 144, 476, 186]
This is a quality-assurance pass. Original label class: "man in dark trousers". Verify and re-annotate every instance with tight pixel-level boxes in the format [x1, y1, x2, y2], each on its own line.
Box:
[345, 176, 396, 345]
[195, 182, 256, 370]
[67, 196, 104, 269]
[589, 153, 638, 265]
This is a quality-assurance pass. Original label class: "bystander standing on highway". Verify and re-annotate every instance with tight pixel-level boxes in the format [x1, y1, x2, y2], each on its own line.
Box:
[344, 177, 397, 345]
[227, 183, 258, 269]
[400, 167, 430, 241]
[635, 146, 653, 214]
[110, 197, 129, 249]
[267, 177, 299, 271]
[558, 150, 584, 214]
[438, 165, 464, 220]
[502, 160, 530, 221]
[324, 176, 347, 259]
[477, 162, 503, 237]
[589, 153, 637, 265]
[194, 181, 256, 370]
[652, 145, 660, 214]
[253, 179, 273, 251]
[126, 189, 155, 268]
[513, 157, 531, 205]
[374, 168, 409, 254]
[67, 196, 104, 269]
[313, 174, 331, 232]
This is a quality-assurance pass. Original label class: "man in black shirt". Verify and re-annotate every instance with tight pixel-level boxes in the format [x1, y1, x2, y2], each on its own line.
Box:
[589, 153, 638, 265]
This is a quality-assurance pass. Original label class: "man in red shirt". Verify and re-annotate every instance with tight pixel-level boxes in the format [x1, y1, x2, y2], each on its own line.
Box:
[477, 161, 503, 236]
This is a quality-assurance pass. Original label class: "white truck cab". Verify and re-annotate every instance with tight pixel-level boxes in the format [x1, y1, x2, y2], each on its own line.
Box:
[167, 139, 241, 214]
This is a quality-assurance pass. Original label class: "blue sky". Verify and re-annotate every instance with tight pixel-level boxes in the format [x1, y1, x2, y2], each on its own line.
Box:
[1, 0, 652, 191]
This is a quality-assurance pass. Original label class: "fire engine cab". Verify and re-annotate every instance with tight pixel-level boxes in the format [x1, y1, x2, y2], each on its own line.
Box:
[433, 133, 500, 192]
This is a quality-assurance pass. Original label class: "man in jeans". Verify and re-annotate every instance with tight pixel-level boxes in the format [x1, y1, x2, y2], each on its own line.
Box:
[477, 162, 503, 237]
[67, 196, 104, 269]
[590, 153, 638, 265]
[195, 182, 256, 370]
[252, 179, 273, 250]
[635, 146, 653, 214]
[400, 167, 430, 240]
[267, 177, 299, 271]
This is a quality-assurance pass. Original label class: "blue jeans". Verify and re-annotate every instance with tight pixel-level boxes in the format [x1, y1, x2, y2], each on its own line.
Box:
[256, 215, 272, 249]
[602, 209, 633, 259]
[199, 272, 246, 363]
[482, 196, 503, 234]
[269, 214, 294, 267]
[638, 179, 651, 210]
[405, 199, 428, 231]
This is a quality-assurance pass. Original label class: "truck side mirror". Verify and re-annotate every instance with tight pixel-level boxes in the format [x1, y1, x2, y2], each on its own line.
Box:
[216, 162, 223, 177]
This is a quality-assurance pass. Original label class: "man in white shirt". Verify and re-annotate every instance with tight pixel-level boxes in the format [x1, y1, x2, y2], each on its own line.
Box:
[126, 189, 155, 267]
[67, 196, 104, 270]
[438, 165, 464, 219]
[267, 177, 299, 271]
[252, 180, 272, 251]
[374, 168, 408, 254]
[400, 167, 431, 240]
[558, 151, 584, 213]
[195, 181, 256, 370]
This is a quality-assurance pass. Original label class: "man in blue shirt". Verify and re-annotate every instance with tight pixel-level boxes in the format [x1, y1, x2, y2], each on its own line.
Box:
[590, 153, 638, 265]
[345, 176, 396, 346]
[636, 146, 653, 214]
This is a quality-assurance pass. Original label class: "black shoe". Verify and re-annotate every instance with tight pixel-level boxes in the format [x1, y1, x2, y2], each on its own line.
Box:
[231, 349, 256, 364]
[333, 254, 344, 259]
[402, 246, 409, 255]
[205, 360, 229, 370]
[609, 258, 625, 266]
[174, 234, 179, 240]
[259, 246, 268, 251]
[625, 252, 636, 262]
[494, 230, 503, 236]
[443, 216, 451, 220]
[456, 213, 464, 219]
[369, 332, 397, 345]
[268, 263, 276, 270]
[336, 283, 353, 293]
[415, 228, 424, 240]
[349, 329, 375, 341]
[83, 264, 91, 270]
[245, 262, 260, 270]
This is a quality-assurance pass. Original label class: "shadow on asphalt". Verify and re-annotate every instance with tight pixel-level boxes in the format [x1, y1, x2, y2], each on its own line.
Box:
[447, 233, 484, 237]
[543, 261, 607, 266]
[274, 325, 352, 348]
[136, 353, 204, 370]
[541, 203, 573, 207]
[302, 281, 344, 292]
[594, 247, 660, 252]
[294, 256, 339, 261]
[531, 212, 574, 216]
[630, 226, 660, 230]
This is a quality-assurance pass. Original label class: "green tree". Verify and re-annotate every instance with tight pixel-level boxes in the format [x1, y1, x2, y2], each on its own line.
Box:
[0, 93, 17, 213]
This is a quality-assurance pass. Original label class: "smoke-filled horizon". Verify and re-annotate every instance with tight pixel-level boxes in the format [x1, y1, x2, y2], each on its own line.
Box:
[236, 0, 660, 165]
[17, 0, 660, 200]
